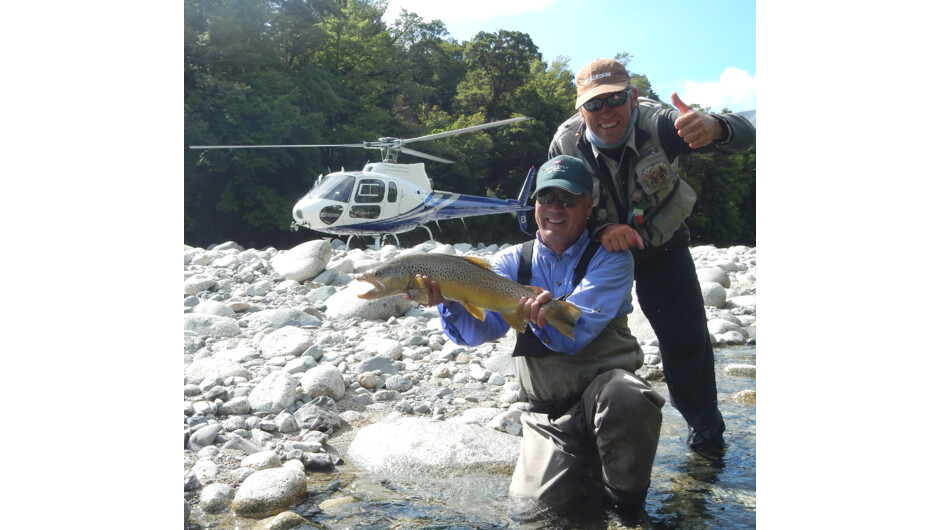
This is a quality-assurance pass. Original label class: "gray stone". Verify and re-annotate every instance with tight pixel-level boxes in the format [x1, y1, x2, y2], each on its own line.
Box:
[293, 398, 343, 434]
[248, 371, 297, 414]
[188, 423, 222, 451]
[231, 466, 308, 516]
[347, 417, 520, 476]
[259, 326, 318, 359]
[200, 483, 235, 514]
[300, 364, 346, 400]
[700, 282, 727, 307]
[183, 313, 241, 338]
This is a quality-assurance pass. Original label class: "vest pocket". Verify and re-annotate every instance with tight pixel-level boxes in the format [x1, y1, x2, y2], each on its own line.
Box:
[644, 178, 697, 247]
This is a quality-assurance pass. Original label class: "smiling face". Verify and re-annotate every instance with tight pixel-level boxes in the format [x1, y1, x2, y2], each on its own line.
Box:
[578, 87, 637, 147]
[535, 187, 592, 254]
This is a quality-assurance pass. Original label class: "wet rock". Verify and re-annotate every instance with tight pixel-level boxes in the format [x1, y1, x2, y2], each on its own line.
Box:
[262, 510, 313, 530]
[733, 389, 757, 405]
[724, 363, 757, 378]
[231, 466, 308, 516]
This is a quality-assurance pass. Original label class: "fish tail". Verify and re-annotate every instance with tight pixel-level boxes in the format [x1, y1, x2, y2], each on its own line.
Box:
[543, 300, 582, 340]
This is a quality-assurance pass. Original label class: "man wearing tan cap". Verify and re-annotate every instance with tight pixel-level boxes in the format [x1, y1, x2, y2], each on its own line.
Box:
[549, 58, 756, 461]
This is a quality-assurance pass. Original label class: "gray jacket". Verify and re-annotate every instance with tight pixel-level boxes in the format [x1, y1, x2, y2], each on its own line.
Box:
[548, 99, 756, 259]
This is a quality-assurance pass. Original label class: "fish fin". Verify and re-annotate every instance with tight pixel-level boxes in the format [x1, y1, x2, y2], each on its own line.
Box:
[408, 276, 430, 305]
[544, 300, 583, 341]
[462, 256, 493, 271]
[500, 311, 528, 334]
[462, 303, 487, 321]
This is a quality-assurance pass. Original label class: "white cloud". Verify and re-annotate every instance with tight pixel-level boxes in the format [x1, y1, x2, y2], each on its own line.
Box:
[382, 0, 555, 24]
[679, 67, 756, 113]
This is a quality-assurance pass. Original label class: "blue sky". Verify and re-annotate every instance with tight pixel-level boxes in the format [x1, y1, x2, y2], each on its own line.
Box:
[383, 0, 756, 112]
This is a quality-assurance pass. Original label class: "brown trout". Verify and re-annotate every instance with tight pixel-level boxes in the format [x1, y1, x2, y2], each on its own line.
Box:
[355, 253, 582, 340]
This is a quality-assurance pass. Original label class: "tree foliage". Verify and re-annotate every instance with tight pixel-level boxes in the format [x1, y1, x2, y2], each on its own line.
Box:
[185, 0, 755, 249]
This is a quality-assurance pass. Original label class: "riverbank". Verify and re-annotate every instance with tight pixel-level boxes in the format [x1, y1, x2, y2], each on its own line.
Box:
[183, 239, 757, 528]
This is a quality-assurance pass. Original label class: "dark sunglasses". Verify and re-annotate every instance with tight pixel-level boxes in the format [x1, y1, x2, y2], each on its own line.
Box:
[582, 90, 630, 112]
[536, 189, 584, 207]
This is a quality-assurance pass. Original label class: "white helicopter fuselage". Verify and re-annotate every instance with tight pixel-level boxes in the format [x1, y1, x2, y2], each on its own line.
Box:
[291, 161, 532, 237]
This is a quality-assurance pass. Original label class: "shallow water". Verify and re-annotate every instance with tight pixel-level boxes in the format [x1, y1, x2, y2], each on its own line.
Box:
[192, 345, 756, 529]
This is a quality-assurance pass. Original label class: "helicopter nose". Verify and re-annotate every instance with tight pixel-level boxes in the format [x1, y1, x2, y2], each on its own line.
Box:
[293, 197, 344, 227]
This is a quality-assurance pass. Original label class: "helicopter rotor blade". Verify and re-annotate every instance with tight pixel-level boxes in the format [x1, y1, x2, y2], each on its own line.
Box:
[400, 117, 531, 145]
[189, 143, 367, 150]
[398, 147, 455, 164]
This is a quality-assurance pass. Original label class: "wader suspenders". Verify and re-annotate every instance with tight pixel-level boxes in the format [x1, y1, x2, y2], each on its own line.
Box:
[513, 239, 602, 420]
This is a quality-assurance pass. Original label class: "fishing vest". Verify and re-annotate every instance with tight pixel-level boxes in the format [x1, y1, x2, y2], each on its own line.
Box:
[511, 239, 643, 413]
[552, 98, 697, 249]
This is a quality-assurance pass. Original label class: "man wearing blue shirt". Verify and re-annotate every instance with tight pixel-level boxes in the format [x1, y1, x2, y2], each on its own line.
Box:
[413, 155, 664, 517]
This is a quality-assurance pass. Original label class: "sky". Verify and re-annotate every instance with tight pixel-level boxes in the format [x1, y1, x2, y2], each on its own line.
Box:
[383, 0, 756, 112]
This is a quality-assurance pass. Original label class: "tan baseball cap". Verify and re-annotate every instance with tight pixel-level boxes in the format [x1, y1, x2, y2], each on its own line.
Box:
[575, 59, 631, 109]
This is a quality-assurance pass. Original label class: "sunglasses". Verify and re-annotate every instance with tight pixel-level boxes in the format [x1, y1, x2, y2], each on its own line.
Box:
[581, 90, 630, 112]
[536, 189, 584, 207]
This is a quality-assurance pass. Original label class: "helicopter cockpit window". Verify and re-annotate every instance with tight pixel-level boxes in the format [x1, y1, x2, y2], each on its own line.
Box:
[387, 182, 398, 203]
[355, 179, 385, 204]
[311, 174, 355, 203]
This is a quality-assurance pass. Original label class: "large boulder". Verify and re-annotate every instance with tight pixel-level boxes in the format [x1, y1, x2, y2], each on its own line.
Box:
[230, 466, 308, 517]
[271, 240, 333, 282]
[346, 416, 520, 477]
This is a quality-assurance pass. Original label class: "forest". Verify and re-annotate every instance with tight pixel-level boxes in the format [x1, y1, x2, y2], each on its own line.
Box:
[184, 0, 755, 250]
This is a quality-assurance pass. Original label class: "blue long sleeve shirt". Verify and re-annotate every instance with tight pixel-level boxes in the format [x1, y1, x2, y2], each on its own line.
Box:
[438, 230, 635, 354]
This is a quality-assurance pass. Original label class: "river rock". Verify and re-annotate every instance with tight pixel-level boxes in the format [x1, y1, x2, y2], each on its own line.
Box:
[700, 282, 727, 307]
[300, 364, 346, 400]
[230, 466, 308, 516]
[243, 308, 321, 329]
[323, 287, 413, 320]
[183, 313, 241, 338]
[262, 511, 313, 530]
[696, 267, 731, 288]
[259, 326, 318, 358]
[184, 275, 217, 296]
[241, 450, 282, 471]
[248, 371, 297, 414]
[200, 483, 235, 514]
[724, 363, 757, 378]
[193, 299, 238, 318]
[270, 239, 333, 282]
[188, 423, 222, 451]
[185, 358, 253, 381]
[346, 416, 520, 476]
[292, 397, 343, 433]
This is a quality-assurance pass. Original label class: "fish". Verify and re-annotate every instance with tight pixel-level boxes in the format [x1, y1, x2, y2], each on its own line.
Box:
[355, 253, 582, 340]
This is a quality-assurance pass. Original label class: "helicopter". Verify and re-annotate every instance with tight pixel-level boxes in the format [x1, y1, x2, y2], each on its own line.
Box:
[190, 117, 535, 247]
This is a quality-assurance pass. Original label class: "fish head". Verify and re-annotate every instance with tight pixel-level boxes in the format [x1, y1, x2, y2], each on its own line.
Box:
[354, 264, 412, 299]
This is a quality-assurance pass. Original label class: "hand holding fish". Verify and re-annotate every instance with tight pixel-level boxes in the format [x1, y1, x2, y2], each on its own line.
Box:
[404, 275, 449, 307]
[520, 290, 553, 328]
